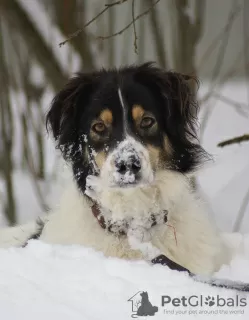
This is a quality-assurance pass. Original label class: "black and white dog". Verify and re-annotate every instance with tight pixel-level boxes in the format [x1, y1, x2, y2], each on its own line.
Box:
[0, 63, 248, 291]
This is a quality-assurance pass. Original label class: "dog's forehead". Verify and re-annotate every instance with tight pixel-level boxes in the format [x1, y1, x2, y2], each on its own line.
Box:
[89, 77, 159, 121]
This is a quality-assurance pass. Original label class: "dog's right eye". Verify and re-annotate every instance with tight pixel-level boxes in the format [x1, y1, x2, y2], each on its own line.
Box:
[92, 122, 106, 133]
[140, 117, 155, 129]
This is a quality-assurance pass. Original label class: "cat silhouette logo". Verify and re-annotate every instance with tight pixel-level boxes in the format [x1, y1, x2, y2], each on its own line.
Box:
[128, 291, 158, 318]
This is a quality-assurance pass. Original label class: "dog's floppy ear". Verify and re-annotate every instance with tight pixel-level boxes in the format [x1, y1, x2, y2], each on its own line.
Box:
[46, 73, 96, 159]
[134, 62, 199, 139]
[46, 73, 95, 141]
[162, 71, 199, 141]
[134, 62, 208, 171]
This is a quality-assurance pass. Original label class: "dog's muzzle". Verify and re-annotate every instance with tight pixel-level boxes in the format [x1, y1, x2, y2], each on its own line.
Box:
[100, 137, 154, 188]
[114, 147, 141, 186]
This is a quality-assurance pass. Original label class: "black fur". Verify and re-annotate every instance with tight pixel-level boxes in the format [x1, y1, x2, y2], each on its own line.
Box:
[46, 62, 209, 194]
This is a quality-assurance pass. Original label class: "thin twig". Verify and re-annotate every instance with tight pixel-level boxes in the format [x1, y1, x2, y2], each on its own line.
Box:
[59, 0, 129, 47]
[132, 0, 138, 54]
[97, 0, 161, 41]
[217, 134, 249, 148]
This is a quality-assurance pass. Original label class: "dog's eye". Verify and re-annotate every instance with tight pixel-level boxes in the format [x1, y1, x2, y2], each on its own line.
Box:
[92, 122, 106, 133]
[140, 117, 155, 129]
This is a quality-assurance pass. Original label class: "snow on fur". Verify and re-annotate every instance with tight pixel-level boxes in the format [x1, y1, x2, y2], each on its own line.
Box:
[0, 235, 249, 320]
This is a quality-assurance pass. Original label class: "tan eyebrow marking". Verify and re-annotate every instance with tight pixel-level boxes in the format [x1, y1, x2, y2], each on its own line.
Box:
[132, 105, 145, 122]
[99, 109, 113, 125]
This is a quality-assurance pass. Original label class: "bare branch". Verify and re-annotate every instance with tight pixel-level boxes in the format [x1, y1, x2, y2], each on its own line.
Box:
[45, 0, 95, 69]
[217, 134, 249, 148]
[97, 0, 161, 41]
[59, 0, 129, 47]
[132, 0, 138, 54]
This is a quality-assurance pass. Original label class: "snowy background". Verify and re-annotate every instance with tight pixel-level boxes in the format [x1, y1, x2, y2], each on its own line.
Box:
[0, 0, 248, 232]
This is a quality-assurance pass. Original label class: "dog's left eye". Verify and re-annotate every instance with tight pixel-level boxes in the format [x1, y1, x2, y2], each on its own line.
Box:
[140, 117, 155, 129]
[92, 122, 106, 133]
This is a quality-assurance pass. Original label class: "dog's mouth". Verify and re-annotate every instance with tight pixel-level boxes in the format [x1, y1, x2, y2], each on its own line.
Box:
[113, 180, 140, 189]
[110, 174, 154, 189]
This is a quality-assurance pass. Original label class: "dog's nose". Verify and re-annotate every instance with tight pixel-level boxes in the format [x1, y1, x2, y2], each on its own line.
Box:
[115, 156, 141, 175]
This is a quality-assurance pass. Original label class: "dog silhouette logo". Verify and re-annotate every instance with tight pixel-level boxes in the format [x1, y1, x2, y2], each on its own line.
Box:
[128, 291, 158, 318]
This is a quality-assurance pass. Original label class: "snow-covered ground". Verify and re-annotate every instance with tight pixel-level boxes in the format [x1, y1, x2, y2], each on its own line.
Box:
[0, 236, 248, 320]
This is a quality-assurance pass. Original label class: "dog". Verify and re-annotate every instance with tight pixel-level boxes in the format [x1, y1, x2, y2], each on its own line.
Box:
[0, 62, 247, 291]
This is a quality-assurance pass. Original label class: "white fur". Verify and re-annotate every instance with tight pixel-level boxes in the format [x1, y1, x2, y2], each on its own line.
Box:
[0, 221, 39, 248]
[0, 165, 230, 275]
[118, 87, 128, 131]
[13, 169, 228, 276]
[86, 137, 154, 198]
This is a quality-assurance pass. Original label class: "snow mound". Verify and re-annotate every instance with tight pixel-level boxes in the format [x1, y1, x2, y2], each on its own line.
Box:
[0, 238, 249, 320]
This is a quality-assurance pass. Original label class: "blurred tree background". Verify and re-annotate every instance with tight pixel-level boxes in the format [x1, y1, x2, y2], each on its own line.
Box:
[0, 0, 248, 230]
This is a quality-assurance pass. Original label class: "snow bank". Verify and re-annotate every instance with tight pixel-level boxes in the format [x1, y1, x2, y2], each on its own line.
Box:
[0, 237, 249, 320]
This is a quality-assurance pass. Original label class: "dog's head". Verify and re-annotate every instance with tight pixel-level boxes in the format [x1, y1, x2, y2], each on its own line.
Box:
[46, 63, 207, 194]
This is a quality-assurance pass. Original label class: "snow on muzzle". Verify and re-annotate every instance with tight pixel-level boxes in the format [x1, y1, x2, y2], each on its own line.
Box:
[101, 138, 154, 187]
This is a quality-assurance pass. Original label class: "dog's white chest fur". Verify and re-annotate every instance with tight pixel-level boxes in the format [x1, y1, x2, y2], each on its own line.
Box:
[40, 170, 228, 275]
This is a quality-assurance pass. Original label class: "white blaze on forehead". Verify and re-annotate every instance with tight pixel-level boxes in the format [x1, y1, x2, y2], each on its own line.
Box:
[118, 87, 128, 132]
[118, 87, 125, 110]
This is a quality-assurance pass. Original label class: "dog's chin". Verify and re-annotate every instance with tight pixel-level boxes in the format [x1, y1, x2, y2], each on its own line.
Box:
[110, 179, 151, 190]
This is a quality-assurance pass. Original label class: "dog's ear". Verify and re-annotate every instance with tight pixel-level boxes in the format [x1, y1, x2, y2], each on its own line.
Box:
[134, 62, 208, 171]
[46, 73, 96, 160]
[134, 62, 199, 140]
[46, 73, 95, 141]
[162, 71, 199, 142]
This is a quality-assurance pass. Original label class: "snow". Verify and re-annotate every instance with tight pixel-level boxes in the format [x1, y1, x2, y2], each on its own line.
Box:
[0, 236, 248, 320]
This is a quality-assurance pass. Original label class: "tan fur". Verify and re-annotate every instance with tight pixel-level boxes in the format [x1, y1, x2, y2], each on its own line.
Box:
[132, 105, 144, 122]
[146, 137, 172, 170]
[163, 135, 172, 155]
[100, 109, 113, 125]
[147, 144, 160, 169]
[94, 151, 107, 169]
